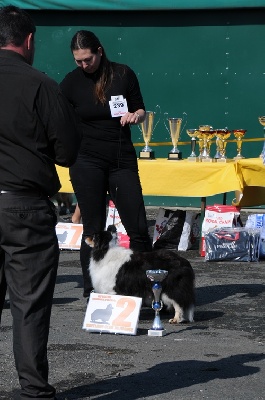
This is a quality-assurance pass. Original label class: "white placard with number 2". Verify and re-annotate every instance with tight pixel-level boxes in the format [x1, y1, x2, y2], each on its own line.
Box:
[83, 292, 142, 335]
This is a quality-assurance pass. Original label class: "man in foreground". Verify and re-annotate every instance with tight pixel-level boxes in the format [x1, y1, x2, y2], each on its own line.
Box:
[0, 5, 80, 399]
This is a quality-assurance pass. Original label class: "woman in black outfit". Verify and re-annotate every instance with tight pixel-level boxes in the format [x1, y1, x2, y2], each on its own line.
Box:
[60, 30, 152, 297]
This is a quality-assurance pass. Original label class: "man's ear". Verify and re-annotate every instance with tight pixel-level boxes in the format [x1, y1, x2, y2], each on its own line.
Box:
[26, 33, 33, 50]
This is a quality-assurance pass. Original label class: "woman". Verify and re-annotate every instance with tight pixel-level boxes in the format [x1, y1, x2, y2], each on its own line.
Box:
[60, 30, 152, 297]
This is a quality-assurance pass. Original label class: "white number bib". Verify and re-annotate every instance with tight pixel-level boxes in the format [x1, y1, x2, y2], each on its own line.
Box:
[109, 95, 128, 117]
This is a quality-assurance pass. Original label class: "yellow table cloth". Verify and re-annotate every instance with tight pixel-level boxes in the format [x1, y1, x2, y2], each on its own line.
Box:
[56, 157, 265, 207]
[137, 159, 241, 197]
[233, 158, 265, 207]
[56, 166, 73, 193]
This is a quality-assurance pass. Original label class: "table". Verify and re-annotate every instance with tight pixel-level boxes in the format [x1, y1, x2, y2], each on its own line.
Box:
[234, 158, 265, 207]
[56, 157, 265, 208]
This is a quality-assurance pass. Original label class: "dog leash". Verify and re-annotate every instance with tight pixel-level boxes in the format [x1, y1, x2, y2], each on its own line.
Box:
[110, 126, 123, 227]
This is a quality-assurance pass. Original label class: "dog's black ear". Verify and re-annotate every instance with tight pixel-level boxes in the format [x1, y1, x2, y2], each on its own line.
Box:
[92, 233, 101, 250]
[107, 225, 117, 234]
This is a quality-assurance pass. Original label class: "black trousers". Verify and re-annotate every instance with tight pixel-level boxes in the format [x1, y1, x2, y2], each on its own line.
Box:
[70, 156, 152, 296]
[0, 192, 59, 399]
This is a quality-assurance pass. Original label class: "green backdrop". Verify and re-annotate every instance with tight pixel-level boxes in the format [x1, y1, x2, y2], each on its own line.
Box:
[2, 0, 265, 10]
[27, 8, 265, 207]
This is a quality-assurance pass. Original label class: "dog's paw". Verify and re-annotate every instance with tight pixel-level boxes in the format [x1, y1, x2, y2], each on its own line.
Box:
[169, 317, 194, 324]
[168, 317, 182, 324]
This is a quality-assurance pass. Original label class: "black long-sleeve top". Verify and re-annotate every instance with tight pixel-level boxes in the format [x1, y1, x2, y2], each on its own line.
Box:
[60, 62, 145, 169]
[0, 50, 80, 197]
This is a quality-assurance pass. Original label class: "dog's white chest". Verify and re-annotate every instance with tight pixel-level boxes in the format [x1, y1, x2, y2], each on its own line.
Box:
[90, 247, 132, 294]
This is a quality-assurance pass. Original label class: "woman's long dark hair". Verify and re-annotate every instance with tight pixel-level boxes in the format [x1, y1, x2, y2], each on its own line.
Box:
[71, 30, 113, 105]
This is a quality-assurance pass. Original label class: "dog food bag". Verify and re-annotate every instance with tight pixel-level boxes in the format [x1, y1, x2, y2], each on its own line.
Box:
[205, 227, 261, 262]
[153, 208, 175, 244]
[178, 212, 201, 251]
[245, 214, 265, 259]
[200, 204, 241, 256]
[153, 208, 200, 251]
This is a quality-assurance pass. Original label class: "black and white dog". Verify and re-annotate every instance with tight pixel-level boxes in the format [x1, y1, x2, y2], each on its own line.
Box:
[87, 226, 195, 324]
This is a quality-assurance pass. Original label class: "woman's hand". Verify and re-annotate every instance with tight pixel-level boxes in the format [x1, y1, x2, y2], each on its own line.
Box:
[120, 110, 145, 126]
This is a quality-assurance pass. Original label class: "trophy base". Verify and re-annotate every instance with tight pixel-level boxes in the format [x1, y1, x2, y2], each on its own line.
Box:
[168, 152, 182, 160]
[215, 158, 233, 163]
[187, 156, 198, 162]
[233, 155, 244, 160]
[201, 157, 213, 162]
[139, 151, 155, 160]
[148, 329, 167, 337]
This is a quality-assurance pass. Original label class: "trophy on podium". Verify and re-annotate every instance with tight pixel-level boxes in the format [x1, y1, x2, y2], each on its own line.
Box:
[214, 128, 231, 162]
[146, 269, 168, 337]
[164, 112, 187, 160]
[186, 129, 199, 161]
[199, 125, 215, 162]
[139, 105, 160, 159]
[233, 129, 247, 159]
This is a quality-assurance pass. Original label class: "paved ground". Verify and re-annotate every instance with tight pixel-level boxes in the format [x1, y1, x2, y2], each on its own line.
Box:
[1, 208, 265, 400]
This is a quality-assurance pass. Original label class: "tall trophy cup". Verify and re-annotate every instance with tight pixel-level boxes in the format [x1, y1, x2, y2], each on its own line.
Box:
[196, 130, 204, 160]
[164, 112, 187, 160]
[199, 125, 215, 162]
[233, 129, 247, 159]
[214, 128, 231, 162]
[214, 136, 222, 160]
[139, 105, 160, 159]
[186, 129, 199, 161]
[146, 269, 168, 337]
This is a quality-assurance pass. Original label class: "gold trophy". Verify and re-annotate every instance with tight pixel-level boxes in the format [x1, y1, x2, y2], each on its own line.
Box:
[139, 105, 160, 159]
[186, 129, 199, 161]
[199, 125, 215, 162]
[258, 116, 265, 158]
[233, 129, 247, 159]
[164, 112, 187, 160]
[214, 128, 231, 162]
[196, 131, 204, 160]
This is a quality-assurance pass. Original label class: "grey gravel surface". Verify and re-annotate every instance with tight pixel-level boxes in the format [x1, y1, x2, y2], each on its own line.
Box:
[1, 207, 265, 400]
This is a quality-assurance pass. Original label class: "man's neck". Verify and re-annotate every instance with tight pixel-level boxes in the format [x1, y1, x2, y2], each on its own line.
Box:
[1, 44, 24, 57]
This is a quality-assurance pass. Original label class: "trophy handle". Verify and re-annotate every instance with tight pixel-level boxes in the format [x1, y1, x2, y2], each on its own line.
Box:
[138, 105, 161, 133]
[180, 112, 188, 136]
[164, 112, 170, 135]
[152, 104, 161, 133]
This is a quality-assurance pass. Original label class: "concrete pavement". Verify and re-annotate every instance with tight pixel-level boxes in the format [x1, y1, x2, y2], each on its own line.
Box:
[1, 209, 265, 399]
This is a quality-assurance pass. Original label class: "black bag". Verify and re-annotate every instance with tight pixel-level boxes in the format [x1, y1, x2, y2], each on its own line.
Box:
[205, 228, 260, 262]
[153, 209, 186, 250]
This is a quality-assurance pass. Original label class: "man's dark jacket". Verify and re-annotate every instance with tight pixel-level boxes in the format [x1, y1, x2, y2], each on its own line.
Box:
[0, 49, 80, 197]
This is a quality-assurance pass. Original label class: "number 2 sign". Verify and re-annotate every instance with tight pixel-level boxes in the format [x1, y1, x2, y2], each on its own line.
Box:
[83, 293, 142, 335]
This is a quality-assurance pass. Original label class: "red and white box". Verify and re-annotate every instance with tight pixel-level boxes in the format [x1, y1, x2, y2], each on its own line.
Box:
[201, 204, 241, 256]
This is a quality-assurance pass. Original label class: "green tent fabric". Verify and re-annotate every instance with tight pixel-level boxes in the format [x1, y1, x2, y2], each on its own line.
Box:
[1, 0, 265, 10]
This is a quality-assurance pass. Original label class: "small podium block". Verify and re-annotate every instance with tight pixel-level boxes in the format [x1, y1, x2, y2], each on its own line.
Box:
[168, 152, 182, 160]
[139, 151, 155, 159]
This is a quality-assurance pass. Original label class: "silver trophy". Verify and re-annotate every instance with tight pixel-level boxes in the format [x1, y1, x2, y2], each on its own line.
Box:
[146, 269, 168, 336]
[186, 128, 199, 161]
[164, 112, 187, 160]
[139, 105, 160, 159]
